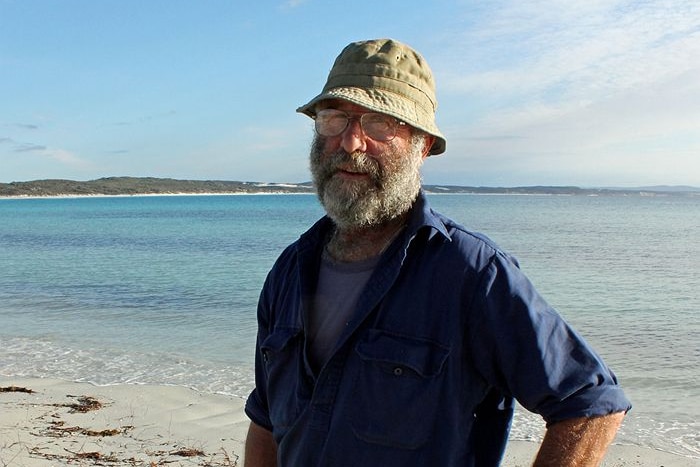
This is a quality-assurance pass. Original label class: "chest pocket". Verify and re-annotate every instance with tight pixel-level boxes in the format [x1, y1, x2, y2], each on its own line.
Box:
[260, 327, 305, 430]
[350, 329, 450, 449]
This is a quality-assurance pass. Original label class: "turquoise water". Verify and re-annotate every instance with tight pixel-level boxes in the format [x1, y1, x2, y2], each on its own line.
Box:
[0, 193, 698, 458]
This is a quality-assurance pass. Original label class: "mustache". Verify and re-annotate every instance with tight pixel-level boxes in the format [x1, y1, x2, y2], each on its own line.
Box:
[320, 149, 382, 181]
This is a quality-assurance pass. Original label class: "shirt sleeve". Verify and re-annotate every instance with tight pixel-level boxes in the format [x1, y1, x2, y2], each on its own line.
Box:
[244, 277, 274, 431]
[469, 252, 631, 425]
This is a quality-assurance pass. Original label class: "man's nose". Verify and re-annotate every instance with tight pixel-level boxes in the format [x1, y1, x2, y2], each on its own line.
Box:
[339, 119, 367, 154]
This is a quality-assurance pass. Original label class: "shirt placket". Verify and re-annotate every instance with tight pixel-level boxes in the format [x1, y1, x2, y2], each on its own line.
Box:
[305, 235, 410, 432]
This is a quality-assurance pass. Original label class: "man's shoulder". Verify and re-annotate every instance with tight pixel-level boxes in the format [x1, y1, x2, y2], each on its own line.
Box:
[414, 193, 505, 255]
[406, 195, 518, 272]
[427, 209, 505, 256]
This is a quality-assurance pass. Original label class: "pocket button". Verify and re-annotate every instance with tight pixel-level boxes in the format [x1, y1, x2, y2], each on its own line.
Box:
[393, 367, 404, 376]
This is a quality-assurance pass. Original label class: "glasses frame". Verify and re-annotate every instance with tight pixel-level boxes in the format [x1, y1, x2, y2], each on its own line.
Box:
[313, 109, 407, 142]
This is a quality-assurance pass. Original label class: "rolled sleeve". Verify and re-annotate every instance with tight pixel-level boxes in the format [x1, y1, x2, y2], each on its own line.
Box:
[245, 387, 273, 431]
[244, 328, 274, 430]
[539, 383, 631, 426]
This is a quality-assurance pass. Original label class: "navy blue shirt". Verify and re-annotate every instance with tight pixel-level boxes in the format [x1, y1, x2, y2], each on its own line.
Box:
[245, 192, 631, 466]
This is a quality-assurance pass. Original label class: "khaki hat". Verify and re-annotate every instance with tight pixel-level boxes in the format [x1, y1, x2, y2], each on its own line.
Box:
[297, 38, 446, 155]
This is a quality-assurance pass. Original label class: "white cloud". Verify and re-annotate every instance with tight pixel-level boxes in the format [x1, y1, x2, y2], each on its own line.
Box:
[240, 125, 303, 152]
[440, 0, 700, 113]
[0, 144, 95, 182]
[427, 0, 700, 185]
[280, 0, 308, 9]
[41, 148, 87, 166]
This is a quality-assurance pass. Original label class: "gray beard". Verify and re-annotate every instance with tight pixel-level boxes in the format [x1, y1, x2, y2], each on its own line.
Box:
[309, 136, 424, 229]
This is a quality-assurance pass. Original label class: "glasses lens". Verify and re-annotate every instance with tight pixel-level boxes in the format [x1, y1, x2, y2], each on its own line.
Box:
[361, 113, 395, 141]
[315, 109, 348, 137]
[314, 109, 398, 141]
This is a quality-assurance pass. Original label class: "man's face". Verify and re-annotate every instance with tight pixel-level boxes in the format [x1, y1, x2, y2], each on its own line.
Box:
[309, 101, 428, 229]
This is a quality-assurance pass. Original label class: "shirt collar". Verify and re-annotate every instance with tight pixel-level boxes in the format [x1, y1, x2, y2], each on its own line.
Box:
[405, 190, 451, 242]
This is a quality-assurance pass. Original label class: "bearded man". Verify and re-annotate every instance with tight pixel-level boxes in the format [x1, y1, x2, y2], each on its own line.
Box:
[244, 39, 630, 467]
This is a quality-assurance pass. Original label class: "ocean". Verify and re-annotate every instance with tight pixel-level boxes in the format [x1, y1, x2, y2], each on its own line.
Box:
[0, 193, 698, 459]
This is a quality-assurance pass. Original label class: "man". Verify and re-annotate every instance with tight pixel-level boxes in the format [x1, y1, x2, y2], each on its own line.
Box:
[244, 38, 630, 466]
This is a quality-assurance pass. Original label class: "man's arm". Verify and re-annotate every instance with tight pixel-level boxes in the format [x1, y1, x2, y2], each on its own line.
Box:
[244, 421, 277, 467]
[533, 412, 625, 466]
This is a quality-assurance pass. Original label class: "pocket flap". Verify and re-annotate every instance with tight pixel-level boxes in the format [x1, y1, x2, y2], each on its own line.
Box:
[261, 327, 301, 353]
[356, 329, 450, 378]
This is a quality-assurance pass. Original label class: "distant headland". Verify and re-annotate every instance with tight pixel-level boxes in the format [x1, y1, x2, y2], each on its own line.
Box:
[1, 177, 698, 198]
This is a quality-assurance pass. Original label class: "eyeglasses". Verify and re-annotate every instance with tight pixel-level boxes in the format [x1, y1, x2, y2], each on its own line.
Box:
[313, 109, 406, 142]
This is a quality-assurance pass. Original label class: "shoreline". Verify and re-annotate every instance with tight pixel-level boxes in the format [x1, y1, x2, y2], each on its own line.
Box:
[2, 190, 693, 202]
[0, 191, 317, 200]
[2, 377, 697, 466]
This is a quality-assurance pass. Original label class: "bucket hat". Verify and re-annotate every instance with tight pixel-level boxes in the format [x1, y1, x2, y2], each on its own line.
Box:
[297, 38, 446, 155]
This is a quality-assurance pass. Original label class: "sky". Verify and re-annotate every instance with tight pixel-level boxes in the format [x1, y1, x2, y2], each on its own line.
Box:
[1, 0, 699, 187]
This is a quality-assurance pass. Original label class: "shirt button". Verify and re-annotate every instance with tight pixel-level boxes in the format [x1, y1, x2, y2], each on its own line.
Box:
[393, 367, 403, 376]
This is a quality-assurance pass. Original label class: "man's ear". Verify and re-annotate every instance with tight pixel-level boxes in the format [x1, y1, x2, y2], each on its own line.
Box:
[421, 135, 436, 159]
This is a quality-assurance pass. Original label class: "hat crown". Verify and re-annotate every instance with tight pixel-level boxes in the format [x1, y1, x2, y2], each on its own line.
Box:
[325, 39, 438, 113]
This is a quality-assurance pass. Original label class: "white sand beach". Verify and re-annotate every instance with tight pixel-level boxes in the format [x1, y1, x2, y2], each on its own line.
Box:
[0, 377, 249, 466]
[1, 377, 696, 466]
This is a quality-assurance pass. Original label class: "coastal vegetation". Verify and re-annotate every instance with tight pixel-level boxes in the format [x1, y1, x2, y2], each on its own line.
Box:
[0, 176, 697, 197]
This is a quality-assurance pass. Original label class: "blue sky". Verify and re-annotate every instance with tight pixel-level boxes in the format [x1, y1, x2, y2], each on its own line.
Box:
[1, 0, 699, 187]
